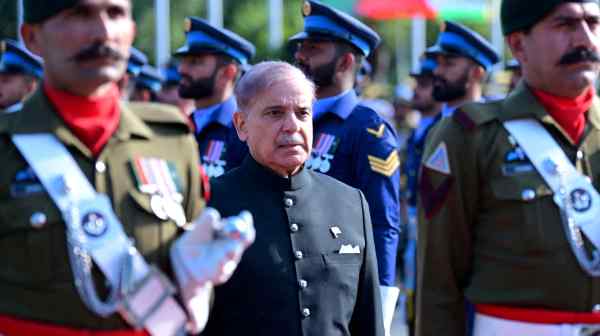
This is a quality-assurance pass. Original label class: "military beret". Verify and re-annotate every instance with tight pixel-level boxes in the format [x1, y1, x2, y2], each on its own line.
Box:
[0, 39, 43, 78]
[501, 0, 599, 35]
[23, 0, 79, 24]
[427, 21, 500, 72]
[174, 17, 256, 65]
[289, 0, 381, 57]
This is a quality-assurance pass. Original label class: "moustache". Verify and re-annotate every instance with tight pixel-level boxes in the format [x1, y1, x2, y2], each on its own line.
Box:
[558, 47, 600, 66]
[72, 43, 125, 63]
[277, 134, 305, 146]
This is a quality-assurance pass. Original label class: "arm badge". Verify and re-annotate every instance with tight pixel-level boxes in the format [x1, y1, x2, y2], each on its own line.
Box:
[368, 151, 400, 177]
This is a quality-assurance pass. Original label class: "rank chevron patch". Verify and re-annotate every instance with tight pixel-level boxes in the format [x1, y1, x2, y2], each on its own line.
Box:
[368, 151, 400, 177]
[366, 124, 385, 138]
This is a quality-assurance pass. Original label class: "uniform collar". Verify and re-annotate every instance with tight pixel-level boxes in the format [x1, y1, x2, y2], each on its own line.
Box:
[313, 90, 358, 121]
[3, 102, 23, 114]
[192, 96, 237, 135]
[10, 88, 153, 158]
[501, 81, 600, 139]
[242, 155, 310, 191]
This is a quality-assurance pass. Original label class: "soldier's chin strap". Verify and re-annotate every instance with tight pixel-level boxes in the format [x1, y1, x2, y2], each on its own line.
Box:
[12, 134, 188, 336]
[504, 119, 600, 276]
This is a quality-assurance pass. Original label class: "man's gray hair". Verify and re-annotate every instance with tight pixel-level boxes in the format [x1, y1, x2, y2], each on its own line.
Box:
[235, 61, 315, 113]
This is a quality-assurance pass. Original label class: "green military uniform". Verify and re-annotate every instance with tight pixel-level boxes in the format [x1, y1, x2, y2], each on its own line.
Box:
[416, 82, 600, 336]
[0, 88, 205, 329]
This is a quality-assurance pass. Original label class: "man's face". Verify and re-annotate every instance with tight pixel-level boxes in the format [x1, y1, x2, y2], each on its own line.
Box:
[516, 3, 600, 96]
[432, 54, 473, 102]
[412, 75, 437, 112]
[0, 73, 33, 108]
[294, 39, 338, 88]
[178, 53, 220, 99]
[236, 79, 313, 176]
[24, 0, 134, 94]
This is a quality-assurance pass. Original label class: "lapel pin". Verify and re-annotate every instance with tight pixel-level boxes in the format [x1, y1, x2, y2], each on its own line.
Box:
[330, 226, 342, 238]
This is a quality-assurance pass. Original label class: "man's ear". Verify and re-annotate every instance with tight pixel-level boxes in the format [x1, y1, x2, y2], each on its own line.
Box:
[336, 52, 356, 74]
[233, 111, 247, 142]
[20, 24, 42, 57]
[469, 64, 486, 83]
[25, 78, 39, 96]
[506, 32, 526, 64]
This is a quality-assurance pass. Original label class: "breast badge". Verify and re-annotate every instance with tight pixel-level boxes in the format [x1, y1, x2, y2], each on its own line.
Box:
[307, 133, 339, 173]
[202, 140, 227, 178]
[130, 157, 187, 227]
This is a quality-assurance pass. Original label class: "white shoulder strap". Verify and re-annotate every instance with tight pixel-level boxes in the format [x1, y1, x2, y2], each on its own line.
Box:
[12, 134, 187, 335]
[503, 119, 600, 276]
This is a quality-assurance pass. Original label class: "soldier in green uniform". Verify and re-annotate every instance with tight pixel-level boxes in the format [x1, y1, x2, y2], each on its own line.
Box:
[0, 0, 254, 335]
[417, 1, 600, 335]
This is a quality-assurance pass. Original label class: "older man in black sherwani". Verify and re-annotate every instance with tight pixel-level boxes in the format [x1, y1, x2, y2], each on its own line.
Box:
[203, 61, 384, 336]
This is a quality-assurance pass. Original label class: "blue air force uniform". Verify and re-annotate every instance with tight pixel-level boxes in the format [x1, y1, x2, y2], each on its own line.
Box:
[0, 39, 43, 113]
[403, 53, 439, 208]
[191, 96, 248, 178]
[175, 17, 255, 178]
[426, 21, 501, 118]
[290, 1, 401, 289]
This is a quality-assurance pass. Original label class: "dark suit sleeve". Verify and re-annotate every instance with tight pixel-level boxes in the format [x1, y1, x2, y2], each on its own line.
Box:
[350, 190, 385, 336]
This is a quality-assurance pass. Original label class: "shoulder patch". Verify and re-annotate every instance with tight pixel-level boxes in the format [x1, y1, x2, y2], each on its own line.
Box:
[126, 102, 191, 131]
[454, 101, 500, 131]
[368, 150, 400, 177]
[424, 142, 451, 175]
[366, 123, 385, 138]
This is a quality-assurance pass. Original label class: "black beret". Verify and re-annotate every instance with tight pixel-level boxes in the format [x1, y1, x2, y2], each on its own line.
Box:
[501, 0, 599, 36]
[24, 0, 79, 24]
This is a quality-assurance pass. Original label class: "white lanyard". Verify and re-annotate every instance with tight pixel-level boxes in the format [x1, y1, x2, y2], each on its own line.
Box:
[504, 119, 600, 276]
[12, 133, 187, 335]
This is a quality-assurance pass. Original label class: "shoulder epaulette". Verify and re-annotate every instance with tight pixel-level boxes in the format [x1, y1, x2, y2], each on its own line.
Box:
[126, 102, 191, 131]
[453, 101, 500, 131]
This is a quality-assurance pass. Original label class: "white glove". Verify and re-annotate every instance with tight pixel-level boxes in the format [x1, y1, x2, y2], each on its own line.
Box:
[380, 285, 400, 336]
[170, 207, 255, 333]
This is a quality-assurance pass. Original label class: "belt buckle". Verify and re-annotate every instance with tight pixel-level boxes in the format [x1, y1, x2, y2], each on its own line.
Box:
[579, 325, 600, 336]
[120, 265, 177, 329]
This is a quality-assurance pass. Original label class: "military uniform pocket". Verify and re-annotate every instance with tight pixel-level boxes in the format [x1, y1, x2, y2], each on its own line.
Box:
[0, 196, 63, 285]
[488, 175, 556, 252]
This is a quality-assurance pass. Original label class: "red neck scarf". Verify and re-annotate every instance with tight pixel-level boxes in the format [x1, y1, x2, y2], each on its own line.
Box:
[44, 82, 121, 157]
[532, 87, 594, 144]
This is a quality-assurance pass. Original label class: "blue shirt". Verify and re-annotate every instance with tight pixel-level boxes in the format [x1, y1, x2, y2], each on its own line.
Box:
[402, 113, 442, 207]
[192, 96, 248, 178]
[309, 90, 401, 286]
